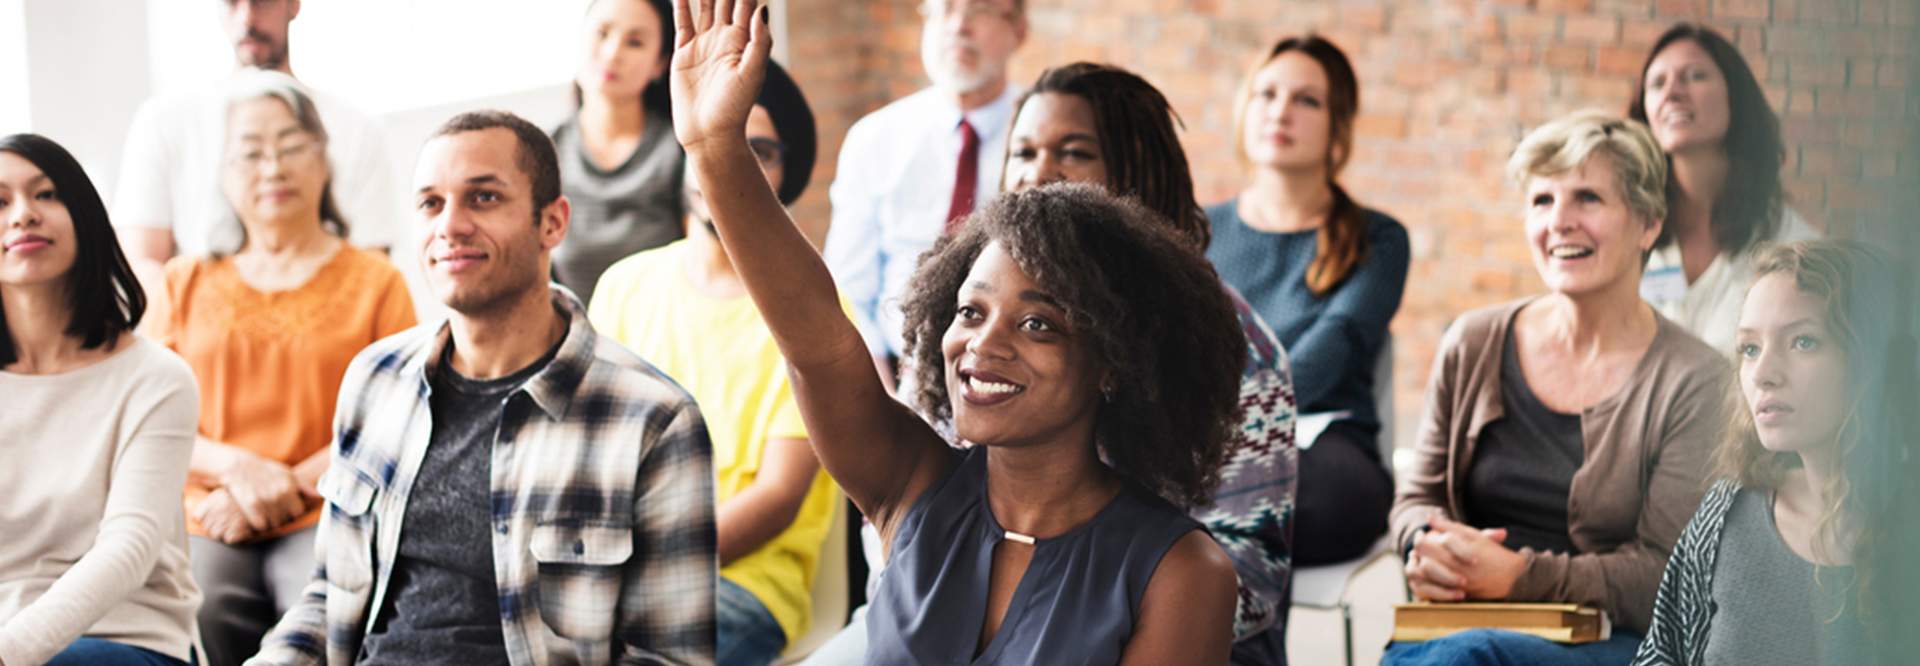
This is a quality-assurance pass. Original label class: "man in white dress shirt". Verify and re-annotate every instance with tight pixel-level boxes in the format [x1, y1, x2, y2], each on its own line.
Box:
[115, 0, 401, 302]
[822, 0, 1028, 391]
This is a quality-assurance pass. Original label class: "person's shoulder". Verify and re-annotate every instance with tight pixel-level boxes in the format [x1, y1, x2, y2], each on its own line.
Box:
[1363, 208, 1411, 241]
[1775, 206, 1823, 243]
[1444, 298, 1529, 345]
[1203, 199, 1239, 228]
[125, 335, 199, 389]
[1651, 313, 1733, 378]
[350, 324, 436, 378]
[583, 328, 702, 412]
[846, 87, 944, 138]
[596, 242, 682, 299]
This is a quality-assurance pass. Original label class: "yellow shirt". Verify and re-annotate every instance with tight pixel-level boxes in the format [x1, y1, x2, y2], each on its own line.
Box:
[589, 240, 839, 643]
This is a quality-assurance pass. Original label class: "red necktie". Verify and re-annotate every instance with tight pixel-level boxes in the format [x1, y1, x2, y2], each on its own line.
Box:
[945, 118, 980, 233]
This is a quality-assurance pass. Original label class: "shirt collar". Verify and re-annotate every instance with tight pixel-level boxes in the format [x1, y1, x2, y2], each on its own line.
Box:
[936, 83, 1023, 140]
[409, 285, 598, 422]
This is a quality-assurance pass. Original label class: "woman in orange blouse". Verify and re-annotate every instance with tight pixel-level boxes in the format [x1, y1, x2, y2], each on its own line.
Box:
[147, 70, 416, 666]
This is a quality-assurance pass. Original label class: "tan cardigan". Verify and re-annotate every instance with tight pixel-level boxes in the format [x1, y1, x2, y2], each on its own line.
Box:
[1390, 298, 1730, 633]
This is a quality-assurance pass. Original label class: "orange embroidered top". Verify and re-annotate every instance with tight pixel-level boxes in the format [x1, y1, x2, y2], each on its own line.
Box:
[152, 246, 416, 540]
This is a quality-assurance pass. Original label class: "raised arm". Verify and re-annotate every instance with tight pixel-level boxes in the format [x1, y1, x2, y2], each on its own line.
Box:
[668, 0, 951, 534]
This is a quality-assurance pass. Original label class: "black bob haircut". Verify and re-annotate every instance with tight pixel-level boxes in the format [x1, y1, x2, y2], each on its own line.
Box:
[0, 133, 146, 366]
[758, 60, 817, 206]
[899, 183, 1247, 507]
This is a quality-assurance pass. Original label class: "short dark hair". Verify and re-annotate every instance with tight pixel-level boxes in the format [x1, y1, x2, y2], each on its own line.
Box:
[1013, 63, 1207, 250]
[1628, 23, 1784, 256]
[0, 134, 146, 366]
[900, 184, 1247, 507]
[758, 60, 818, 206]
[430, 110, 563, 217]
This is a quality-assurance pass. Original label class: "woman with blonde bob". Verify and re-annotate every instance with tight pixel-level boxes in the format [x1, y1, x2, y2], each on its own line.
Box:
[1387, 111, 1728, 665]
[1632, 240, 1918, 666]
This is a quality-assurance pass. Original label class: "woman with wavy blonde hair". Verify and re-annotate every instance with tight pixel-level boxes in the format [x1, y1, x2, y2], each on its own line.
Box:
[1633, 240, 1918, 666]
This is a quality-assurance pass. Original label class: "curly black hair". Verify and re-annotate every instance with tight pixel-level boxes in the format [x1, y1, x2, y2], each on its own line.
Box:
[898, 183, 1247, 507]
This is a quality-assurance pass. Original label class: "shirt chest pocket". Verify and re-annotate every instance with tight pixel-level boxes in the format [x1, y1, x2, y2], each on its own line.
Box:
[529, 522, 633, 640]
[318, 469, 379, 593]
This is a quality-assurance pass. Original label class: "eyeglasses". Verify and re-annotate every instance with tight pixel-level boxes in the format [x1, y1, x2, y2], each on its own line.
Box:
[226, 141, 320, 173]
[916, 1, 1017, 24]
[748, 137, 788, 169]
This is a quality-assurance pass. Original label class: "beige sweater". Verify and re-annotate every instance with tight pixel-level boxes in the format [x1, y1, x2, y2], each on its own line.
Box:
[1390, 298, 1730, 633]
[0, 337, 202, 666]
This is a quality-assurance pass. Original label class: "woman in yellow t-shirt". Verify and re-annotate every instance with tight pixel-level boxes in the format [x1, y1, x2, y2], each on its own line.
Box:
[146, 70, 415, 666]
[590, 61, 833, 666]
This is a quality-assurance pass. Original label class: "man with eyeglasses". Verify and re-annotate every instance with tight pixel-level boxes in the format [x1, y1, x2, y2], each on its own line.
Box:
[821, 0, 1028, 395]
[115, 0, 402, 302]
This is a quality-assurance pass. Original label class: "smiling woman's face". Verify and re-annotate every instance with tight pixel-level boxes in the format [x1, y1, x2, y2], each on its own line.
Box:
[1641, 39, 1731, 155]
[1523, 152, 1660, 298]
[940, 240, 1104, 448]
[0, 152, 78, 290]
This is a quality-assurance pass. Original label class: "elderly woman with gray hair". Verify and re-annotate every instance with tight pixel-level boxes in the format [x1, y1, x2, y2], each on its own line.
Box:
[145, 69, 415, 666]
[1383, 110, 1729, 666]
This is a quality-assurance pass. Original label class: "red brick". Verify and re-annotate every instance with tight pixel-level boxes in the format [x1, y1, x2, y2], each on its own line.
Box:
[1768, 27, 1826, 54]
[1540, 0, 1594, 10]
[1712, 0, 1769, 19]
[1863, 152, 1898, 179]
[1356, 113, 1408, 138]
[1564, 15, 1620, 43]
[1544, 44, 1592, 70]
[1507, 14, 1559, 40]
[1598, 46, 1646, 74]
[1877, 60, 1908, 88]
[1655, 0, 1707, 16]
[1623, 20, 1671, 47]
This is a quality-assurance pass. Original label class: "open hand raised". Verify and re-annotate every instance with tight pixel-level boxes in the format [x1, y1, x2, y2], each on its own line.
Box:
[670, 0, 772, 154]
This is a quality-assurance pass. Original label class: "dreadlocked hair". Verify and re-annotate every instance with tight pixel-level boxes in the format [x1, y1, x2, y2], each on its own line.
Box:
[1014, 63, 1209, 251]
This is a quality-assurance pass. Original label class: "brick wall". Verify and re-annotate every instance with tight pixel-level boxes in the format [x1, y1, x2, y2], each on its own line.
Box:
[780, 0, 1918, 451]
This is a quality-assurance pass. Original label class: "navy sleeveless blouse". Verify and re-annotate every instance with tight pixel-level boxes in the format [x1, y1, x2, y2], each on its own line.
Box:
[865, 446, 1207, 665]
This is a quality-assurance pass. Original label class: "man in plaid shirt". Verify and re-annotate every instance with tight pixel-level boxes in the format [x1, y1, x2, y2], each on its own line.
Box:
[245, 110, 717, 666]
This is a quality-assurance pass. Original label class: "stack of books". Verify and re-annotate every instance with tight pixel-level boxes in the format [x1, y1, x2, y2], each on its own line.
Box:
[1392, 602, 1612, 644]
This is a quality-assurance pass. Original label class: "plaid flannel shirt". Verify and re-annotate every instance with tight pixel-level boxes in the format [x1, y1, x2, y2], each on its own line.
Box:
[247, 287, 717, 666]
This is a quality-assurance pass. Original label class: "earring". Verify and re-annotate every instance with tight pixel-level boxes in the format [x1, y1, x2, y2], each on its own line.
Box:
[1101, 382, 1115, 403]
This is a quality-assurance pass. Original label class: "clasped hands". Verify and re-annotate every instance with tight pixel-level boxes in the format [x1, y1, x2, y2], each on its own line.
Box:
[194, 451, 320, 545]
[1404, 516, 1529, 602]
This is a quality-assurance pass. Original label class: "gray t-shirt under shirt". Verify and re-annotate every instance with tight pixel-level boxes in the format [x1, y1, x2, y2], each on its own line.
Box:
[549, 112, 685, 307]
[356, 336, 563, 666]
[1702, 488, 1865, 666]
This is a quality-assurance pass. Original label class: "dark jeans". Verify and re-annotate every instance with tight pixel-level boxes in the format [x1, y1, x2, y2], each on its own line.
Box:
[1294, 429, 1394, 565]
[45, 637, 190, 666]
[717, 577, 787, 666]
[1383, 629, 1641, 666]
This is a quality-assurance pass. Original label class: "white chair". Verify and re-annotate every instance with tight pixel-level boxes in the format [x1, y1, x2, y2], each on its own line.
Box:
[1290, 535, 1394, 666]
[1289, 336, 1396, 666]
[775, 491, 850, 665]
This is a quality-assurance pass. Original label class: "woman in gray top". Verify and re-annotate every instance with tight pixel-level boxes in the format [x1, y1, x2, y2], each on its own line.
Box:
[550, 0, 684, 305]
[1633, 240, 1918, 666]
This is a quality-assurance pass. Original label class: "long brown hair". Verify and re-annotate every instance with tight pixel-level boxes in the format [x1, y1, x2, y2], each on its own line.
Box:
[1627, 24, 1784, 256]
[1233, 35, 1368, 296]
[1715, 240, 1918, 641]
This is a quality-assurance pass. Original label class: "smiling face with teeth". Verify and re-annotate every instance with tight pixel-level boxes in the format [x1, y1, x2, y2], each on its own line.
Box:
[940, 241, 1105, 449]
[1641, 39, 1731, 156]
[1524, 152, 1662, 298]
[1736, 272, 1850, 458]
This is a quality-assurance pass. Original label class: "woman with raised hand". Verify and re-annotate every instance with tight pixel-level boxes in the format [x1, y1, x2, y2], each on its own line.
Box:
[1386, 111, 1728, 665]
[1633, 240, 1917, 666]
[1211, 35, 1408, 566]
[999, 61, 1298, 664]
[147, 69, 416, 666]
[551, 0, 687, 306]
[669, 0, 1241, 663]
[1628, 23, 1820, 354]
[0, 133, 200, 666]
